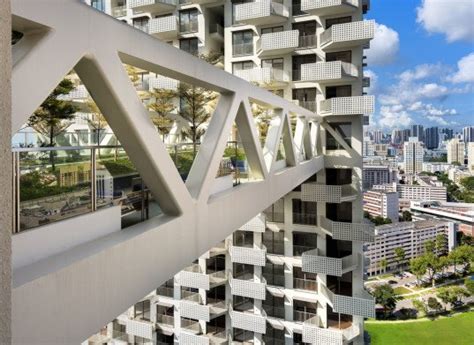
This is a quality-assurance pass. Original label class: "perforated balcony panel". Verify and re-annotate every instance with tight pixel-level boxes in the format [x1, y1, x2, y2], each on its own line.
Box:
[179, 301, 210, 322]
[229, 246, 266, 266]
[180, 332, 210, 345]
[240, 214, 266, 233]
[301, 184, 341, 203]
[231, 278, 266, 300]
[333, 294, 375, 318]
[302, 323, 344, 345]
[125, 319, 154, 340]
[302, 251, 342, 276]
[230, 311, 267, 334]
[178, 271, 210, 290]
[331, 221, 374, 242]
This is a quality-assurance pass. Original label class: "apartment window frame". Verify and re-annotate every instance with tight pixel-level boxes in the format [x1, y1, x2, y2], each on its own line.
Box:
[179, 37, 199, 55]
[261, 57, 284, 71]
[263, 229, 284, 255]
[263, 260, 285, 287]
[326, 50, 352, 63]
[261, 26, 284, 35]
[293, 21, 317, 48]
[325, 16, 352, 29]
[292, 199, 317, 226]
[292, 0, 308, 16]
[232, 30, 254, 57]
[326, 122, 352, 150]
[292, 54, 316, 81]
[134, 300, 151, 321]
[293, 231, 317, 256]
[179, 8, 199, 33]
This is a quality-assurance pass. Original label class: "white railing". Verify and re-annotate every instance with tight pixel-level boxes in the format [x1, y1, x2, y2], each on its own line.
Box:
[148, 75, 179, 91]
[333, 292, 375, 318]
[230, 272, 267, 300]
[148, 15, 178, 36]
[112, 5, 127, 17]
[234, 67, 289, 84]
[319, 216, 375, 242]
[302, 249, 357, 277]
[129, 0, 177, 9]
[320, 95, 374, 115]
[234, 0, 289, 22]
[230, 306, 267, 334]
[321, 20, 374, 47]
[302, 315, 360, 345]
[301, 61, 358, 82]
[229, 240, 267, 266]
[301, 183, 356, 203]
[301, 0, 358, 12]
[259, 30, 299, 52]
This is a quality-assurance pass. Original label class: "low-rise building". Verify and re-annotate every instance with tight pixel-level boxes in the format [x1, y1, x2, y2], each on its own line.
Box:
[373, 182, 447, 202]
[363, 164, 398, 190]
[422, 162, 453, 174]
[363, 190, 399, 223]
[411, 201, 474, 237]
[365, 220, 453, 276]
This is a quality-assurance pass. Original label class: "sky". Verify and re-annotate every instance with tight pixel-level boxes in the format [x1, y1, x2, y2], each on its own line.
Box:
[364, 0, 474, 132]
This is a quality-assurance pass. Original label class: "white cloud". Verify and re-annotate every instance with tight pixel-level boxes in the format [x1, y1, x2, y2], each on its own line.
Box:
[378, 106, 413, 129]
[417, 0, 474, 42]
[417, 83, 449, 99]
[365, 23, 399, 65]
[426, 115, 448, 126]
[398, 64, 443, 83]
[448, 53, 474, 83]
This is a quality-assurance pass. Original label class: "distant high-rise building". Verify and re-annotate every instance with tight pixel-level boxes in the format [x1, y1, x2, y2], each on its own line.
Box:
[373, 129, 383, 144]
[411, 125, 424, 142]
[391, 129, 403, 145]
[468, 143, 474, 173]
[463, 126, 474, 142]
[363, 137, 375, 156]
[404, 137, 424, 174]
[402, 129, 411, 143]
[447, 138, 465, 164]
[425, 127, 439, 149]
[441, 128, 454, 140]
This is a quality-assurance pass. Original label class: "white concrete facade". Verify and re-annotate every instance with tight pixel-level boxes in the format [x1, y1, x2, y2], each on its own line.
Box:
[363, 190, 399, 223]
[7, 0, 373, 343]
[403, 137, 423, 174]
[446, 138, 465, 165]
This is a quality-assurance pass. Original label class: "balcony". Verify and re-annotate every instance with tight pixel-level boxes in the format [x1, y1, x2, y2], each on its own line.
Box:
[234, 67, 290, 86]
[319, 95, 375, 116]
[301, 183, 357, 203]
[180, 328, 228, 345]
[178, 264, 227, 290]
[125, 318, 154, 340]
[155, 314, 174, 335]
[129, 0, 177, 14]
[148, 75, 178, 91]
[320, 20, 375, 50]
[302, 315, 360, 345]
[148, 16, 178, 40]
[210, 23, 224, 42]
[233, 0, 289, 26]
[239, 213, 266, 233]
[258, 30, 299, 57]
[112, 5, 128, 18]
[229, 240, 267, 266]
[230, 273, 267, 300]
[319, 284, 375, 318]
[230, 306, 267, 334]
[292, 100, 317, 113]
[301, 0, 358, 16]
[319, 216, 374, 242]
[302, 249, 359, 277]
[300, 61, 358, 84]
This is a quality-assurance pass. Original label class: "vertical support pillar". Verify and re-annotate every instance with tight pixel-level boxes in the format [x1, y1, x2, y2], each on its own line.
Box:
[0, 1, 12, 343]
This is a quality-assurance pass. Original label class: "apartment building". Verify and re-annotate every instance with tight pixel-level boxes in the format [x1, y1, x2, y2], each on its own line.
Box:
[468, 142, 474, 173]
[365, 220, 452, 276]
[8, 1, 374, 343]
[362, 136, 374, 156]
[403, 137, 423, 174]
[362, 164, 397, 190]
[373, 182, 447, 203]
[363, 190, 399, 223]
[446, 138, 465, 165]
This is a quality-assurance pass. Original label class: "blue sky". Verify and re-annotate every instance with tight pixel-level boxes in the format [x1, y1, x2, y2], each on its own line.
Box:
[364, 0, 474, 132]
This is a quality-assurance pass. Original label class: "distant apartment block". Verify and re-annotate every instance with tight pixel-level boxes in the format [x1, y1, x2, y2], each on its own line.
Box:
[411, 201, 474, 238]
[373, 182, 447, 203]
[363, 190, 399, 223]
[463, 126, 474, 143]
[365, 220, 453, 276]
[422, 162, 453, 174]
[362, 164, 397, 190]
[363, 137, 374, 156]
[425, 127, 439, 150]
[403, 137, 423, 174]
[468, 142, 474, 173]
[446, 138, 465, 164]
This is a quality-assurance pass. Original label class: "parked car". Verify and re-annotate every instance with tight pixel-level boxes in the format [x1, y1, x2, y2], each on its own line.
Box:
[388, 280, 397, 285]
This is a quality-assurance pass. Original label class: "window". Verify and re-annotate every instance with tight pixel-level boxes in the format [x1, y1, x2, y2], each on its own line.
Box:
[325, 16, 352, 29]
[263, 229, 284, 255]
[261, 26, 284, 35]
[263, 261, 285, 286]
[263, 198, 284, 222]
[233, 30, 253, 56]
[292, 200, 317, 226]
[293, 266, 317, 291]
[292, 0, 307, 16]
[326, 122, 352, 150]
[326, 50, 352, 63]
[91, 0, 105, 11]
[326, 202, 352, 222]
[134, 300, 150, 321]
[132, 17, 149, 33]
[233, 230, 254, 247]
[292, 54, 316, 81]
[293, 299, 318, 321]
[179, 9, 198, 33]
[292, 88, 316, 112]
[232, 60, 254, 73]
[261, 58, 283, 70]
[326, 168, 352, 185]
[263, 294, 285, 318]
[293, 21, 317, 48]
[326, 85, 351, 99]
[293, 231, 317, 256]
[179, 37, 198, 55]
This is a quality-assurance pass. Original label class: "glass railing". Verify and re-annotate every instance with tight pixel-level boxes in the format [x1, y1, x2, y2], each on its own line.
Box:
[293, 245, 315, 257]
[298, 34, 317, 48]
[263, 304, 285, 319]
[293, 212, 317, 225]
[179, 21, 198, 33]
[156, 286, 174, 297]
[293, 278, 317, 291]
[12, 142, 251, 233]
[263, 273, 285, 287]
[232, 43, 254, 57]
[293, 310, 317, 322]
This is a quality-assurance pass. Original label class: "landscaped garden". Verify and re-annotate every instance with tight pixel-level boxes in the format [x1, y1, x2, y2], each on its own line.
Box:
[366, 310, 474, 345]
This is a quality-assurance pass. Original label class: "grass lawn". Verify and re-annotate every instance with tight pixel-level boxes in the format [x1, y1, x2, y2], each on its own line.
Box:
[366, 311, 474, 345]
[393, 286, 411, 295]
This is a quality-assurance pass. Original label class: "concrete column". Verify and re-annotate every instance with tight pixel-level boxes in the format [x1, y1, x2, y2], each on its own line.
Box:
[0, 0, 12, 343]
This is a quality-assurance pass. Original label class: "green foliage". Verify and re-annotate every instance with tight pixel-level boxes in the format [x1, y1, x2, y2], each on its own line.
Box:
[412, 299, 427, 316]
[100, 158, 137, 177]
[427, 154, 447, 162]
[223, 147, 246, 161]
[401, 210, 412, 222]
[464, 278, 474, 296]
[372, 284, 398, 317]
[424, 240, 435, 254]
[20, 171, 81, 201]
[427, 296, 443, 313]
[410, 256, 428, 285]
[435, 234, 447, 253]
[394, 247, 406, 272]
[436, 286, 470, 308]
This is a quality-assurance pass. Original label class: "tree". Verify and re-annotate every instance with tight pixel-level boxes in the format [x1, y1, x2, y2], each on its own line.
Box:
[435, 234, 447, 255]
[427, 296, 443, 314]
[394, 247, 406, 273]
[412, 299, 427, 317]
[410, 256, 427, 286]
[424, 253, 441, 287]
[457, 245, 474, 271]
[147, 88, 176, 138]
[380, 258, 388, 274]
[85, 98, 108, 146]
[177, 83, 218, 156]
[27, 78, 77, 170]
[401, 210, 412, 222]
[438, 256, 450, 276]
[424, 240, 435, 254]
[372, 284, 397, 318]
[251, 102, 273, 143]
[372, 216, 392, 226]
[465, 277, 474, 296]
[437, 286, 469, 309]
[449, 248, 464, 273]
